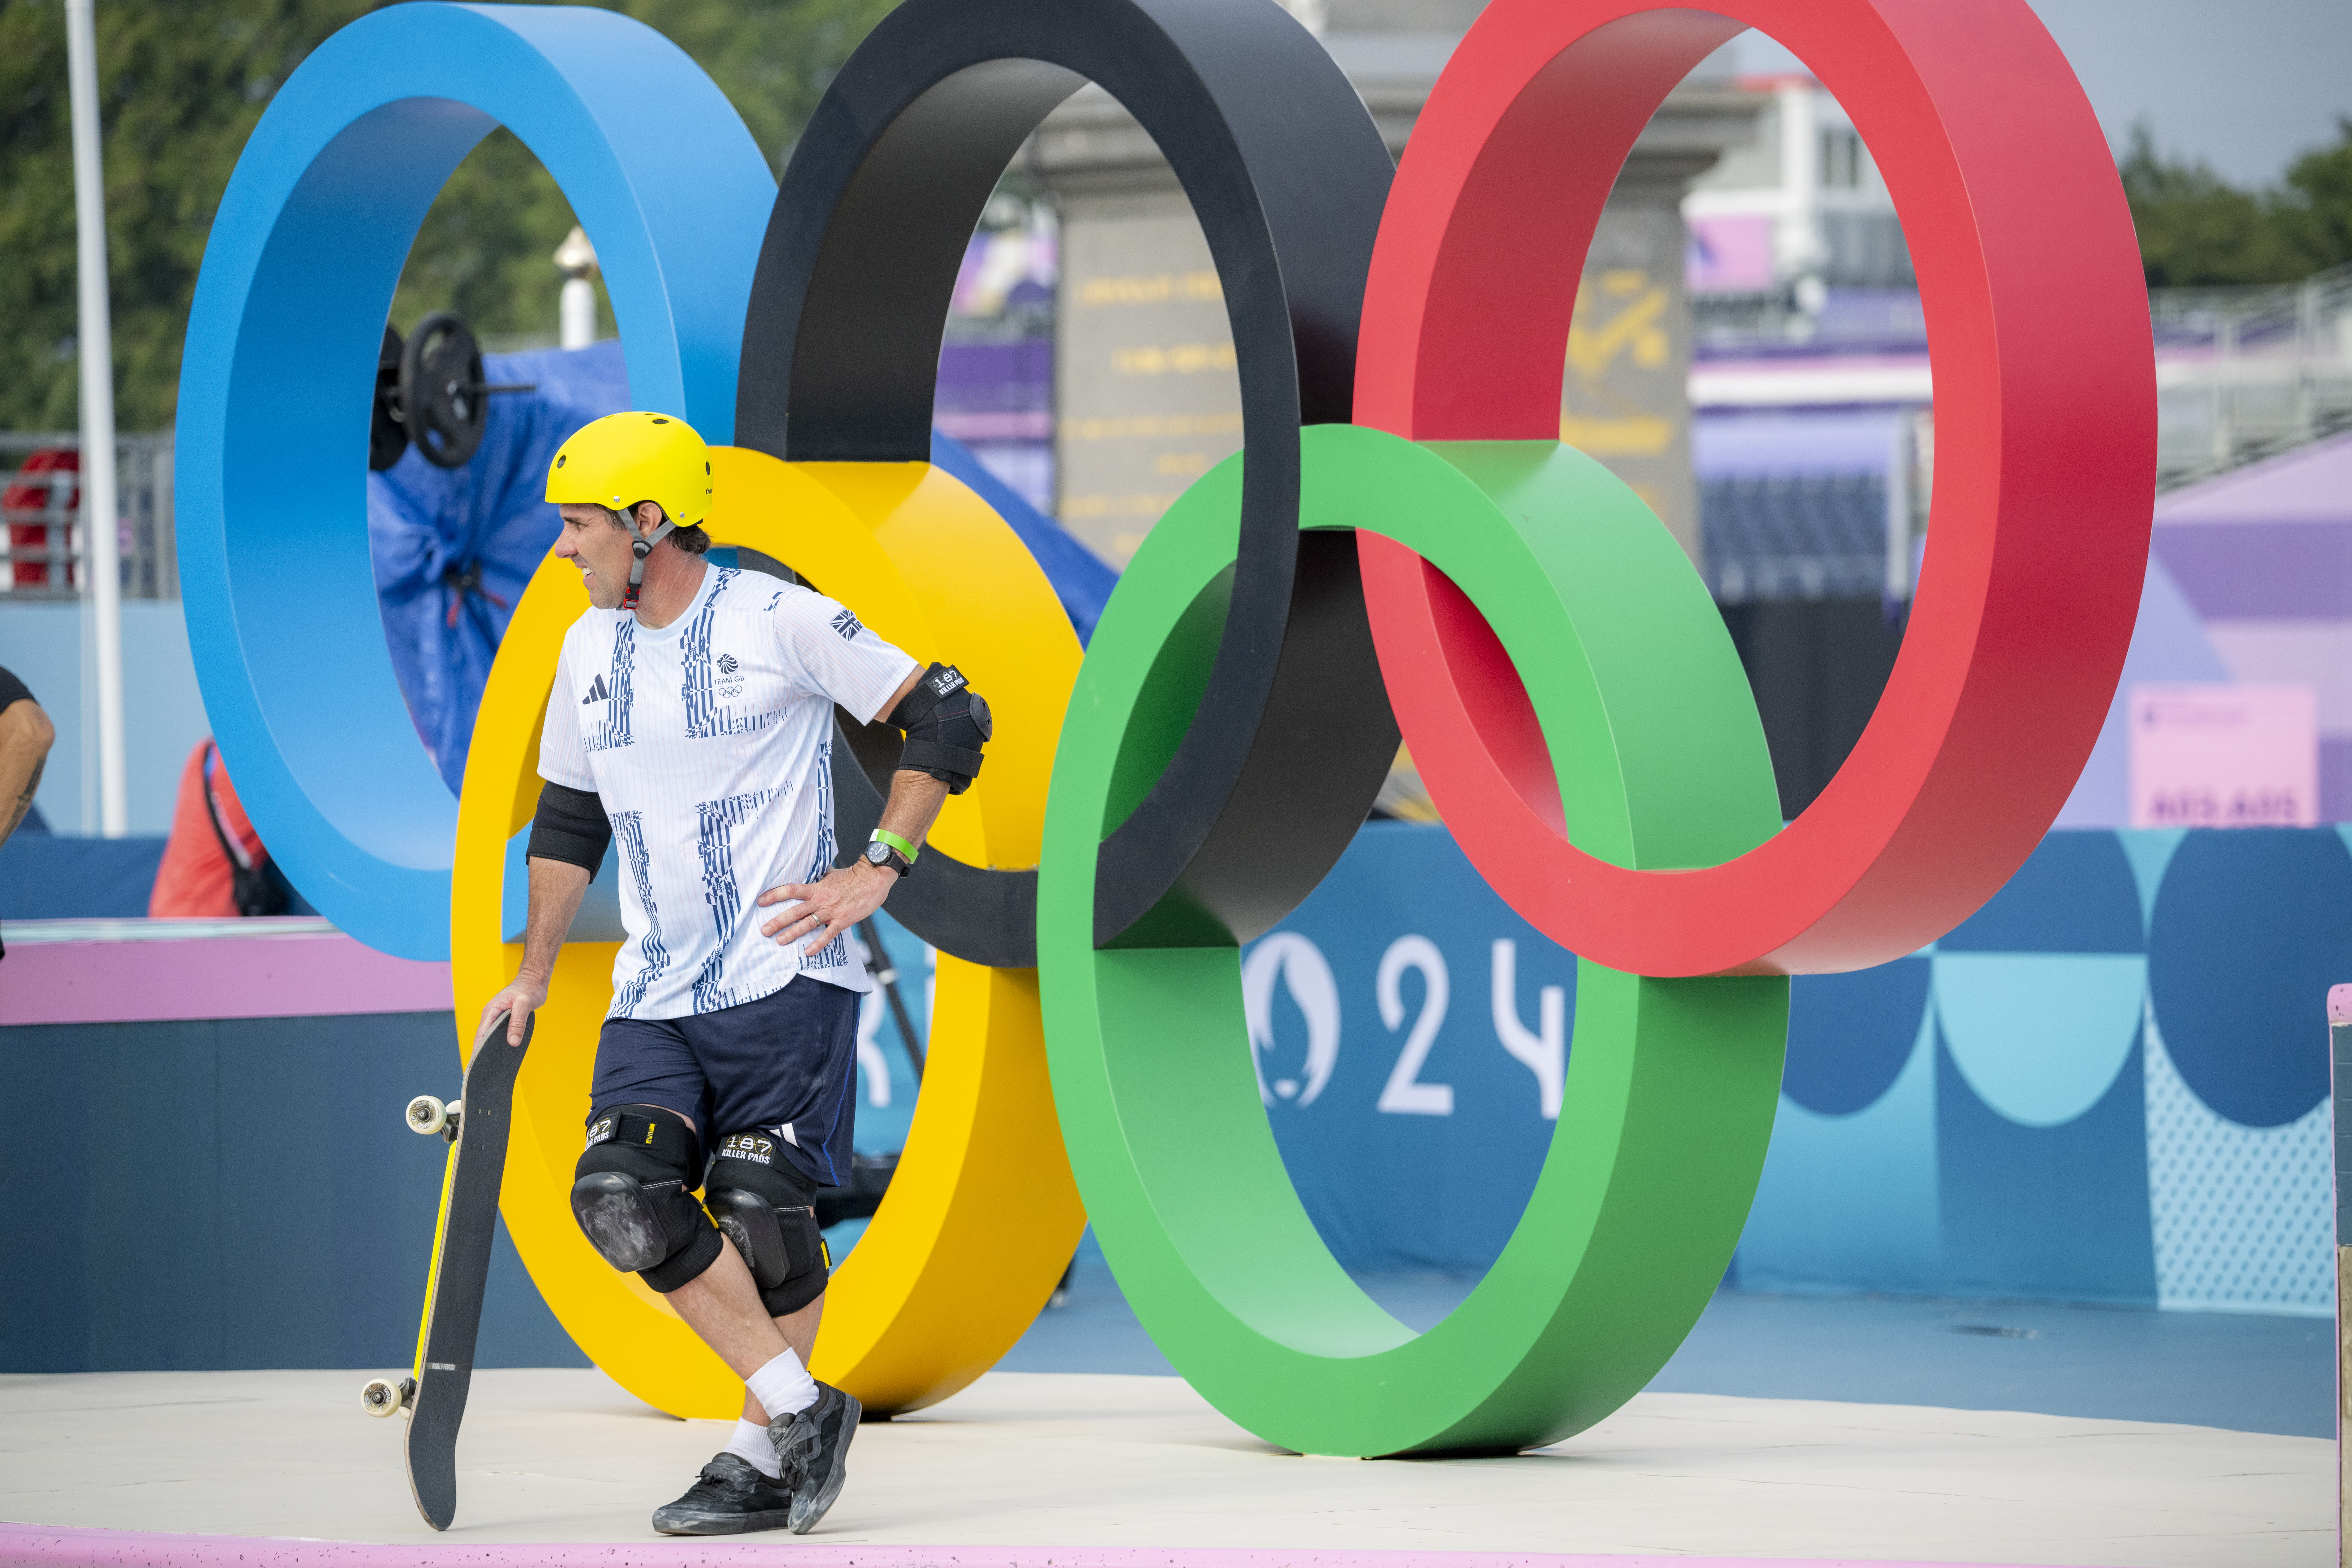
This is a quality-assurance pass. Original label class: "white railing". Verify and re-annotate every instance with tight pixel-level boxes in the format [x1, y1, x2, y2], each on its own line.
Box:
[0, 432, 175, 600]
[2144, 265, 2346, 491]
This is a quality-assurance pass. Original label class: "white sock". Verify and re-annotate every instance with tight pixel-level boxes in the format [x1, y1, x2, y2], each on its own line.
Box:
[743, 1348, 818, 1426]
[725, 1416, 783, 1479]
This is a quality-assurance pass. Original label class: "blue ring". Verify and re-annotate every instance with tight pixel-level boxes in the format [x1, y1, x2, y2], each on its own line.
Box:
[176, 3, 775, 958]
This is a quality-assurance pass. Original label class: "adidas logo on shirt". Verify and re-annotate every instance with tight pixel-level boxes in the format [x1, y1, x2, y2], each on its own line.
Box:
[582, 673, 612, 704]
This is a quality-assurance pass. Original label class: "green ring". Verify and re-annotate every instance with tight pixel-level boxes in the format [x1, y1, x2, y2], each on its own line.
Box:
[1039, 425, 1790, 1456]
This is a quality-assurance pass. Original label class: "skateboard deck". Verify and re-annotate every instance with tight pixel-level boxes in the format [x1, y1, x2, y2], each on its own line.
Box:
[404, 1009, 533, 1530]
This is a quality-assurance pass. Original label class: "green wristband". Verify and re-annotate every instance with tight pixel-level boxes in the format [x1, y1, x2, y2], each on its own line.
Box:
[870, 828, 920, 864]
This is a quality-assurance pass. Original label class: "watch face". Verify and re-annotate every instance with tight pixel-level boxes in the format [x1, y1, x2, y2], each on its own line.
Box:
[864, 841, 891, 866]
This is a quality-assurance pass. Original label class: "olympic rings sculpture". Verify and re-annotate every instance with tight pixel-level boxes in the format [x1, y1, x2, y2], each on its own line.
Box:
[179, 0, 2151, 1454]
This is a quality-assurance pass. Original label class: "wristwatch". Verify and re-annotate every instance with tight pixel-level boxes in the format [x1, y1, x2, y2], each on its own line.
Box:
[862, 830, 916, 879]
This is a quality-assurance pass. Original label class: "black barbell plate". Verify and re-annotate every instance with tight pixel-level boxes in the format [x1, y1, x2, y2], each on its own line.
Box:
[370, 322, 408, 471]
[402, 311, 489, 469]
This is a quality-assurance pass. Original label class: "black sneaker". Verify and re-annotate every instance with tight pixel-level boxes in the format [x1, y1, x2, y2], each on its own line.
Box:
[770, 1381, 862, 1534]
[649, 1452, 797, 1535]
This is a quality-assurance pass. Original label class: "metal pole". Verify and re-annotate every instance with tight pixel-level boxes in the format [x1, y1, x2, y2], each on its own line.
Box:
[1883, 408, 1912, 613]
[2299, 277, 2321, 446]
[555, 226, 598, 350]
[65, 0, 126, 836]
[2210, 309, 2236, 478]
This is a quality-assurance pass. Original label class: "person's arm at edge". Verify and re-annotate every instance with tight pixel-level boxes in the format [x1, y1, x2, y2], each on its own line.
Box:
[0, 698, 57, 845]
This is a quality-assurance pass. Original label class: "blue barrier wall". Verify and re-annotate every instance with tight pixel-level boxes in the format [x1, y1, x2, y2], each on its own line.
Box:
[0, 1010, 586, 1372]
[1252, 823, 2352, 1315]
[0, 917, 929, 1374]
[0, 834, 167, 919]
[8, 825, 2344, 1373]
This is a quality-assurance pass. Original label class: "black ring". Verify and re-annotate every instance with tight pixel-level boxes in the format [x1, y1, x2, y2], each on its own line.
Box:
[739, 0, 1398, 957]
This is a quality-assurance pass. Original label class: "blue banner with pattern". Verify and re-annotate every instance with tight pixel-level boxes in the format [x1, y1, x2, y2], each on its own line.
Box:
[1239, 823, 2352, 1315]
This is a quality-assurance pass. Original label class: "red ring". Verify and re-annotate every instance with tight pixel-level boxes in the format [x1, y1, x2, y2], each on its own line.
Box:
[1356, 0, 2154, 977]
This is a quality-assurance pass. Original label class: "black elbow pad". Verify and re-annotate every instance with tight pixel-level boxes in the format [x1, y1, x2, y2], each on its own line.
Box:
[528, 781, 613, 875]
[887, 662, 992, 795]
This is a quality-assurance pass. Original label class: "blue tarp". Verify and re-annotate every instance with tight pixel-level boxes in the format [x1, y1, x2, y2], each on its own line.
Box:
[368, 340, 1115, 795]
[368, 341, 626, 794]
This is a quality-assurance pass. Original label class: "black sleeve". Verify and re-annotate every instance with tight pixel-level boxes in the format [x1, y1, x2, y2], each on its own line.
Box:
[527, 780, 612, 877]
[0, 664, 34, 714]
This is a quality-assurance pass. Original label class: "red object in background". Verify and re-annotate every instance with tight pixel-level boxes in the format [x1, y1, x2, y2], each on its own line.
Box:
[151, 739, 268, 918]
[1, 448, 79, 589]
[1353, 0, 2156, 976]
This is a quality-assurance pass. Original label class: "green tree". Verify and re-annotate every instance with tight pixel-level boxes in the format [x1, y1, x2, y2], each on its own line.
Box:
[2124, 119, 2352, 288]
[2273, 117, 2352, 277]
[0, 0, 896, 433]
[0, 0, 363, 431]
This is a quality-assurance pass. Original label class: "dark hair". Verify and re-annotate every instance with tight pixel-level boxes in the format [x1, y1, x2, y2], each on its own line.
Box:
[601, 504, 709, 555]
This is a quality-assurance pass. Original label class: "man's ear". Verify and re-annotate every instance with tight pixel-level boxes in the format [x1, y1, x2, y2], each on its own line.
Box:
[635, 501, 667, 533]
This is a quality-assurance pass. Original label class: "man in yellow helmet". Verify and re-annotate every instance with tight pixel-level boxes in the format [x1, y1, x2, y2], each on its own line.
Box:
[477, 410, 993, 1537]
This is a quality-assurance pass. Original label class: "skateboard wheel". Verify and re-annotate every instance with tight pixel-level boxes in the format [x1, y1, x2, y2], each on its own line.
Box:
[406, 1095, 447, 1136]
[361, 1376, 413, 1417]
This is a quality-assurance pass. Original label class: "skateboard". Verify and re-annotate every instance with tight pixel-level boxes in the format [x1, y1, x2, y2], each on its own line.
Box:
[359, 1008, 534, 1530]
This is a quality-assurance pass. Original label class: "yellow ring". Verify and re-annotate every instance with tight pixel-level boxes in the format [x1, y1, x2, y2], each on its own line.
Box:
[452, 449, 1086, 1418]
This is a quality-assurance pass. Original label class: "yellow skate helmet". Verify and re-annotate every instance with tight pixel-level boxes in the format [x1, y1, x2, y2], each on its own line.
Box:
[546, 411, 713, 607]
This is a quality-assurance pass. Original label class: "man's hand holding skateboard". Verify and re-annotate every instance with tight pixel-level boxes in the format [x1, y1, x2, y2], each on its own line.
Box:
[480, 971, 550, 1048]
[478, 856, 590, 1047]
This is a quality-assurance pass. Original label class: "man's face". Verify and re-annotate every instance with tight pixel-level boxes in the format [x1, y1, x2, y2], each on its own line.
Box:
[554, 503, 639, 610]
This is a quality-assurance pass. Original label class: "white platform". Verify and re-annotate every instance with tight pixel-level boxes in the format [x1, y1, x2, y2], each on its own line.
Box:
[0, 1369, 2330, 1566]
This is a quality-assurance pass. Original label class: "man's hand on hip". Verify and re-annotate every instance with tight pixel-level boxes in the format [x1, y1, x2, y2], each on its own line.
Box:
[479, 972, 549, 1047]
[758, 861, 896, 956]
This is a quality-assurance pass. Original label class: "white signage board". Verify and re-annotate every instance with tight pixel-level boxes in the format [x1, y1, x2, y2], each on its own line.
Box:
[2127, 683, 2318, 829]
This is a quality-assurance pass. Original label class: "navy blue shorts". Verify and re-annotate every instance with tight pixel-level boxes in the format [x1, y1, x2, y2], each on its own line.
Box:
[590, 975, 862, 1187]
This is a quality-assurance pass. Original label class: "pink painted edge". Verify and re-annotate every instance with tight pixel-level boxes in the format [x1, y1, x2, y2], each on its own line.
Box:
[0, 1522, 2057, 1568]
[0, 935, 452, 1027]
[2329, 982, 2352, 1027]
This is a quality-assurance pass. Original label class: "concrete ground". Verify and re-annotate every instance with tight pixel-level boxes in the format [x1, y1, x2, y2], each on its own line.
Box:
[0, 1367, 2330, 1566]
[5, 1246, 2332, 1563]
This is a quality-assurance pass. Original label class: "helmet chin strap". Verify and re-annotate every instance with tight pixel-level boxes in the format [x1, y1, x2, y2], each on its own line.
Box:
[618, 506, 677, 612]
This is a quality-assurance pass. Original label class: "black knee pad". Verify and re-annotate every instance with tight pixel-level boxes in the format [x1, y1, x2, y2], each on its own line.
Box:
[571, 1105, 724, 1293]
[704, 1130, 831, 1317]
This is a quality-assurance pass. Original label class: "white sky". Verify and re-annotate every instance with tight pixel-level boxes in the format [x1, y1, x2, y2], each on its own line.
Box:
[1733, 0, 2351, 188]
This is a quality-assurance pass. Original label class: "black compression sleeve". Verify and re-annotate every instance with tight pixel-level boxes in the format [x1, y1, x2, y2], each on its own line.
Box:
[0, 664, 35, 714]
[527, 781, 612, 877]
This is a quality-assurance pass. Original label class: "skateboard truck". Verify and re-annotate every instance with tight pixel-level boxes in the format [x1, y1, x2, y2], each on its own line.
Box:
[364, 1090, 464, 1422]
[364, 1093, 461, 1424]
[407, 1095, 462, 1142]
[361, 1375, 417, 1419]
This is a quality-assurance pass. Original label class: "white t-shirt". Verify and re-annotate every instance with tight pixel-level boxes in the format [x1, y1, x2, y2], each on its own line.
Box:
[538, 564, 918, 1019]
